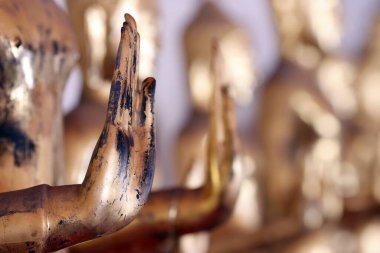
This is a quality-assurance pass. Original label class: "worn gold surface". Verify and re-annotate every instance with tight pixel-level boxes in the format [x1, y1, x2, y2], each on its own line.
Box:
[0, 0, 77, 192]
[70, 42, 242, 253]
[66, 0, 157, 102]
[0, 14, 156, 252]
[64, 0, 158, 187]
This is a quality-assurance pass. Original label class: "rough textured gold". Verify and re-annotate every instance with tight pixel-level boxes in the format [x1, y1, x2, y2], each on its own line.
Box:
[64, 0, 159, 187]
[0, 0, 77, 193]
[0, 11, 156, 253]
[69, 42, 242, 253]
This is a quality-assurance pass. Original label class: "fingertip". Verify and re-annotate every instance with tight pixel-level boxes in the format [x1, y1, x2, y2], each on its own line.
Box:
[123, 13, 137, 30]
[138, 77, 156, 126]
[143, 77, 156, 97]
[143, 77, 156, 86]
[117, 14, 138, 72]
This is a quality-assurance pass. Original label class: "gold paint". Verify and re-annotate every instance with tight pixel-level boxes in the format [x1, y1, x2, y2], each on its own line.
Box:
[0, 12, 156, 253]
[69, 42, 243, 253]
[184, 1, 256, 112]
[0, 0, 77, 192]
[253, 2, 380, 253]
[65, 0, 159, 186]
[177, 3, 261, 253]
[258, 0, 346, 225]
[272, 0, 343, 59]
[339, 16, 380, 211]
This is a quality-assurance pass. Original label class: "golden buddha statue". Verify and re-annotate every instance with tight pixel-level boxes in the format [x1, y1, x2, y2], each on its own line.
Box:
[336, 14, 380, 212]
[280, 10, 380, 253]
[69, 42, 243, 253]
[177, 0, 256, 178]
[205, 0, 344, 248]
[0, 1, 156, 252]
[257, 0, 345, 230]
[272, 0, 380, 216]
[65, 0, 158, 185]
[176, 1, 262, 252]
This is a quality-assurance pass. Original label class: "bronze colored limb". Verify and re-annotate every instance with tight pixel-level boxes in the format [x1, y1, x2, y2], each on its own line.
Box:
[70, 42, 242, 253]
[0, 14, 156, 253]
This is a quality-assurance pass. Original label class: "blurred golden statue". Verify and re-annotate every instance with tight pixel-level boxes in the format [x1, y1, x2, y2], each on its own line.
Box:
[257, 0, 345, 230]
[280, 9, 380, 253]
[333, 14, 380, 212]
[176, 1, 263, 253]
[255, 1, 380, 252]
[0, 1, 156, 252]
[177, 0, 257, 177]
[266, 0, 380, 219]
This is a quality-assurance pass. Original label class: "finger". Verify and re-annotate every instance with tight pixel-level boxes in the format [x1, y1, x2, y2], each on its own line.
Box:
[140, 77, 156, 172]
[139, 77, 156, 128]
[106, 14, 139, 126]
[207, 40, 235, 177]
[129, 77, 156, 153]
[220, 85, 235, 165]
[132, 77, 156, 193]
[207, 40, 222, 168]
[210, 39, 225, 143]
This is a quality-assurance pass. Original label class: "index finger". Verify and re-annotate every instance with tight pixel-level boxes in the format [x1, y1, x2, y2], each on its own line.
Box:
[106, 14, 140, 126]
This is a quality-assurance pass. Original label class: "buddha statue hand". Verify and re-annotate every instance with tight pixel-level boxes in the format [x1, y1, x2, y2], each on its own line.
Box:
[0, 14, 156, 253]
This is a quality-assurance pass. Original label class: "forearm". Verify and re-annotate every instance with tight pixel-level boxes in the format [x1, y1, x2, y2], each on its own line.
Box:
[0, 184, 49, 245]
[0, 185, 84, 252]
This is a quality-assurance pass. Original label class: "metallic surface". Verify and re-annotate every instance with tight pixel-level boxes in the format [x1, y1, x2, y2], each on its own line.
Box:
[177, 2, 261, 252]
[66, 0, 157, 103]
[0, 14, 156, 252]
[338, 15, 380, 211]
[0, 0, 77, 192]
[272, 0, 343, 62]
[283, 212, 380, 253]
[69, 43, 242, 253]
[182, 1, 256, 114]
[258, 60, 341, 225]
[244, 3, 380, 253]
[64, 0, 158, 186]
[267, 0, 380, 217]
[256, 0, 344, 226]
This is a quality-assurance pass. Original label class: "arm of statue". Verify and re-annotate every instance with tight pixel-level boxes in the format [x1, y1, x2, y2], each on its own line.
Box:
[70, 42, 243, 253]
[0, 14, 156, 253]
[166, 42, 241, 233]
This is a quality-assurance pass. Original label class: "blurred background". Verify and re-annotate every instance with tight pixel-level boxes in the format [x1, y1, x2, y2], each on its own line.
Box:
[58, 0, 380, 186]
[60, 0, 278, 187]
[57, 0, 380, 252]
